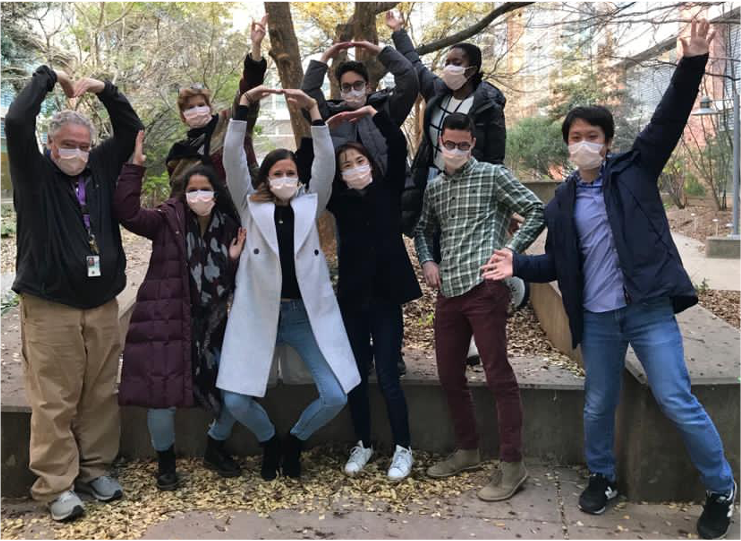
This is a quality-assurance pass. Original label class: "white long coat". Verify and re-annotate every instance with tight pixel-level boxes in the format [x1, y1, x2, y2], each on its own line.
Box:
[217, 119, 360, 398]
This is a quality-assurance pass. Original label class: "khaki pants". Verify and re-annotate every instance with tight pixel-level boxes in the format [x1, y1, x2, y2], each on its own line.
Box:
[20, 293, 121, 502]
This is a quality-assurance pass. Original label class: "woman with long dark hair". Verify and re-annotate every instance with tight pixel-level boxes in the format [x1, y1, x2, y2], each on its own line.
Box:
[217, 87, 360, 481]
[115, 131, 247, 490]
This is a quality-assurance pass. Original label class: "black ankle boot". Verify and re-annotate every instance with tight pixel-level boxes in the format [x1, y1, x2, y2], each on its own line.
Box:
[156, 446, 179, 491]
[203, 435, 242, 478]
[260, 434, 282, 481]
[282, 434, 303, 479]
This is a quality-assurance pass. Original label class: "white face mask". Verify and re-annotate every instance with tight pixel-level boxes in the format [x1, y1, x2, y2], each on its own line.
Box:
[269, 176, 300, 201]
[568, 141, 604, 171]
[340, 87, 367, 109]
[185, 189, 215, 216]
[440, 144, 471, 171]
[54, 147, 90, 176]
[441, 64, 471, 91]
[341, 164, 373, 190]
[183, 105, 212, 128]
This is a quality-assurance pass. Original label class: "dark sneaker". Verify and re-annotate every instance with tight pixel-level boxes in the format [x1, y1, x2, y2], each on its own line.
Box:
[204, 435, 242, 478]
[578, 473, 618, 515]
[697, 481, 736, 539]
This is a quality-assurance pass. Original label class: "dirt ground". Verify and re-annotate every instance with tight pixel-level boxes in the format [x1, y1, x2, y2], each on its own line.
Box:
[665, 206, 734, 249]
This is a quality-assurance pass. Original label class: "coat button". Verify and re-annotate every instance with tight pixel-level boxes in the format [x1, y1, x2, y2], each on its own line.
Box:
[254, 248, 259, 254]
[314, 249, 319, 255]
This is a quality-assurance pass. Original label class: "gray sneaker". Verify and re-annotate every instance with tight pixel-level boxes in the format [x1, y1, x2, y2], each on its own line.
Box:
[48, 490, 85, 522]
[76, 475, 123, 502]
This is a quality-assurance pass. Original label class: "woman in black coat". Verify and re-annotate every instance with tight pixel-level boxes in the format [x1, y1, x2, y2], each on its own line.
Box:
[326, 105, 422, 482]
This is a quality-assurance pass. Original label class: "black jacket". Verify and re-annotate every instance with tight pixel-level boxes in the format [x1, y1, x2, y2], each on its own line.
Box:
[327, 111, 422, 308]
[512, 54, 707, 348]
[6, 65, 143, 309]
[391, 29, 507, 235]
[301, 46, 419, 179]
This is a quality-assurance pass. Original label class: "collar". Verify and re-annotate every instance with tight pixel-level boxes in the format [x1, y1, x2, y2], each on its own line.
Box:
[575, 163, 605, 188]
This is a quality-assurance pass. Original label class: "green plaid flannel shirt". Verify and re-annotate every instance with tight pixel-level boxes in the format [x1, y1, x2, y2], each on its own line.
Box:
[414, 158, 545, 298]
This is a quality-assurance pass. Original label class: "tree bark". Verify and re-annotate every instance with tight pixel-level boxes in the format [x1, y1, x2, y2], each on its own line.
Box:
[265, 2, 309, 145]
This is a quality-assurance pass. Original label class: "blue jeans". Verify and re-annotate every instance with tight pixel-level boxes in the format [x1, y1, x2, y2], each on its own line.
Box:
[147, 404, 236, 452]
[223, 300, 347, 442]
[147, 348, 236, 452]
[581, 297, 735, 494]
[341, 299, 410, 448]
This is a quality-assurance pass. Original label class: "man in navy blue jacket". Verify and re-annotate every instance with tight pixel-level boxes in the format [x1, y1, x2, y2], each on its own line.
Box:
[482, 19, 735, 540]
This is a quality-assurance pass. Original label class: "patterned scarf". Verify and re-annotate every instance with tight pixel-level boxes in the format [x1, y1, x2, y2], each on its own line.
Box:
[186, 208, 233, 415]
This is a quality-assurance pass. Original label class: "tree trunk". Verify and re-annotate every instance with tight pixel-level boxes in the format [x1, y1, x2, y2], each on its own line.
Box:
[265, 2, 309, 146]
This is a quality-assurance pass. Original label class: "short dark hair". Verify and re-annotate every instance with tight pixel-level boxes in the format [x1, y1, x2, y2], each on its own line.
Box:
[441, 112, 475, 136]
[561, 106, 615, 143]
[334, 61, 369, 84]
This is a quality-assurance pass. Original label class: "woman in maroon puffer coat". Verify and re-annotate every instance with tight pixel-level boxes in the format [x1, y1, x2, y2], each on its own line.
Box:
[114, 131, 246, 490]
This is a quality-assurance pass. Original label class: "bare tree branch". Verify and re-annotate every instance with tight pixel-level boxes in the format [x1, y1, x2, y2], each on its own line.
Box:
[416, 2, 533, 56]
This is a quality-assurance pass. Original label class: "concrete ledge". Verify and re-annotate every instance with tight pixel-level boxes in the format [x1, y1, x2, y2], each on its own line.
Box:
[1, 356, 586, 498]
[705, 235, 740, 259]
[522, 180, 562, 205]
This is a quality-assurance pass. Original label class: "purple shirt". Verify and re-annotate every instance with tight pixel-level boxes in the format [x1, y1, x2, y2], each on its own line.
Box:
[573, 170, 627, 313]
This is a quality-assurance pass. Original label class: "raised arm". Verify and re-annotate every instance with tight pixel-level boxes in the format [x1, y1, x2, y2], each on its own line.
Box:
[231, 14, 269, 129]
[226, 87, 281, 210]
[373, 110, 408, 189]
[79, 77, 143, 170]
[113, 131, 165, 239]
[491, 165, 545, 253]
[632, 19, 714, 179]
[301, 42, 354, 121]
[387, 13, 439, 103]
[377, 45, 419, 126]
[284, 89, 335, 212]
[5, 66, 66, 170]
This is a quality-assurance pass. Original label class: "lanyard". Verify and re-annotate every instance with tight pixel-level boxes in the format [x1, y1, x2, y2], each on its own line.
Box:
[75, 177, 99, 255]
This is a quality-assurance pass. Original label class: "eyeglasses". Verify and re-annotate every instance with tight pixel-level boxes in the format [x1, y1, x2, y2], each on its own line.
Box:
[340, 81, 366, 93]
[441, 140, 472, 151]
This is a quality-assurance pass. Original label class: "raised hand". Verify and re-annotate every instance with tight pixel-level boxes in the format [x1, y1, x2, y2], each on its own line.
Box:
[251, 14, 268, 46]
[72, 77, 105, 97]
[229, 227, 247, 260]
[679, 18, 715, 58]
[131, 130, 146, 166]
[240, 85, 281, 106]
[385, 10, 404, 32]
[282, 89, 318, 111]
[320, 42, 353, 64]
[327, 105, 377, 129]
[352, 41, 382, 55]
[480, 249, 513, 281]
[54, 70, 75, 98]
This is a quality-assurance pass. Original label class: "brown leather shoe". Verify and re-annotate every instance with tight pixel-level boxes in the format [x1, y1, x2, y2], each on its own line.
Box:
[426, 449, 481, 478]
[477, 460, 528, 501]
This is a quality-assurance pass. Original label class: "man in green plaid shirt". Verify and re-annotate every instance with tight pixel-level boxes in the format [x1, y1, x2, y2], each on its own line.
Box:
[414, 113, 544, 502]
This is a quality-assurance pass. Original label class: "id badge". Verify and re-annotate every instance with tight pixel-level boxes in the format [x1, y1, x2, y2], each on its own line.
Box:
[87, 255, 101, 277]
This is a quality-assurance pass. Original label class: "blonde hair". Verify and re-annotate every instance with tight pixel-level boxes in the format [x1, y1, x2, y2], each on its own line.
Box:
[177, 86, 212, 112]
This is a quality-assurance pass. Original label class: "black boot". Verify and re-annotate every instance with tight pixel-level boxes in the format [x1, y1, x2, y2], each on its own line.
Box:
[282, 434, 303, 479]
[260, 434, 282, 481]
[203, 435, 242, 478]
[156, 446, 179, 491]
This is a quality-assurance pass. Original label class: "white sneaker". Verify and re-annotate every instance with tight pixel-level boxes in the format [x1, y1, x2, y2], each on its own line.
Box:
[344, 441, 374, 476]
[387, 445, 413, 482]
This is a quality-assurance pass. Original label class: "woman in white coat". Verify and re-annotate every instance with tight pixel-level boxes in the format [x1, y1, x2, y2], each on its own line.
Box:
[218, 86, 361, 481]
